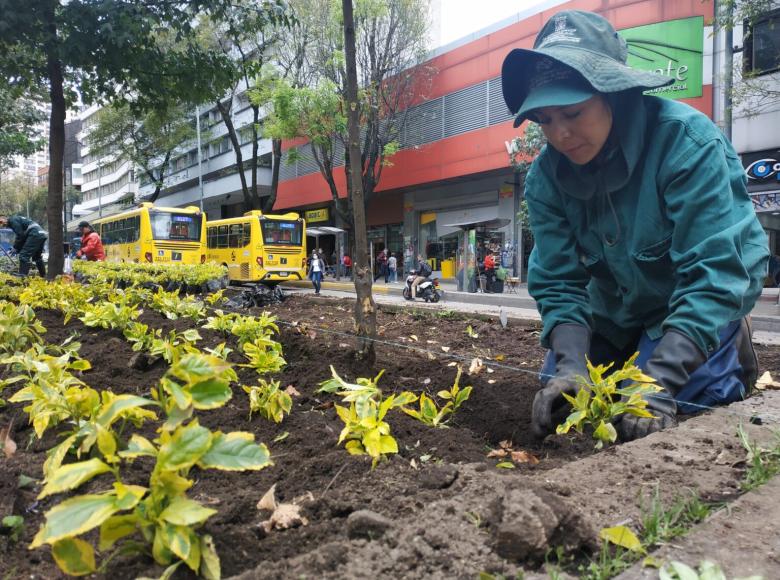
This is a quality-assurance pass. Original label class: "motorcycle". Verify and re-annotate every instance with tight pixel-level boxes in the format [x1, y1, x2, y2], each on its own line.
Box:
[403, 271, 442, 303]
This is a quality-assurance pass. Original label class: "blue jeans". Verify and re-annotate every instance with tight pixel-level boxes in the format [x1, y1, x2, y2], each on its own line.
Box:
[540, 321, 746, 414]
[310, 271, 323, 293]
[389, 268, 397, 282]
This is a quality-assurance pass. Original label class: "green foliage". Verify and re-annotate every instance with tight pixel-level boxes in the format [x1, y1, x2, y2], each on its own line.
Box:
[400, 368, 472, 428]
[556, 353, 662, 448]
[0, 301, 45, 355]
[203, 310, 240, 334]
[228, 313, 280, 348]
[243, 379, 292, 423]
[150, 288, 207, 322]
[242, 336, 287, 374]
[508, 122, 546, 174]
[659, 559, 763, 580]
[1, 515, 24, 544]
[72, 261, 227, 288]
[79, 300, 140, 331]
[736, 425, 780, 491]
[639, 488, 715, 548]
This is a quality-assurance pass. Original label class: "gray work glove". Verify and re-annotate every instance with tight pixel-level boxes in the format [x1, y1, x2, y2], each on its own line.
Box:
[532, 324, 591, 437]
[617, 330, 706, 441]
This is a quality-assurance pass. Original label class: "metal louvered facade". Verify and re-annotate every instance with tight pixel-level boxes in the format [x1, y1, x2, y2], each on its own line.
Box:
[281, 76, 512, 181]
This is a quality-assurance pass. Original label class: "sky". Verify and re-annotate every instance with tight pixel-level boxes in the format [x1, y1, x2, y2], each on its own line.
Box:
[437, 0, 554, 47]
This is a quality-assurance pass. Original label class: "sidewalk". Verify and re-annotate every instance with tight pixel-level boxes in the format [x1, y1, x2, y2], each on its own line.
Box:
[283, 278, 780, 342]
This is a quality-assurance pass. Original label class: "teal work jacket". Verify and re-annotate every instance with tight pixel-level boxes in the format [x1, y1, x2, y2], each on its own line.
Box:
[525, 93, 769, 355]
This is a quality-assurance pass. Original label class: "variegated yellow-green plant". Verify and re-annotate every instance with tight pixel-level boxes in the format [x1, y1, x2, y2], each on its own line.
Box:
[0, 300, 46, 354]
[556, 353, 663, 448]
[31, 354, 271, 578]
[400, 367, 472, 428]
[243, 378, 292, 423]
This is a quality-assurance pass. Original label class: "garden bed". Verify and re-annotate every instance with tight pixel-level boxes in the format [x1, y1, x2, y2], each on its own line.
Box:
[2, 293, 780, 579]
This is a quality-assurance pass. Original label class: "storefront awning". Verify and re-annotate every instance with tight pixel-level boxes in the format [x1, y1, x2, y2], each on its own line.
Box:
[306, 226, 345, 236]
[437, 206, 510, 237]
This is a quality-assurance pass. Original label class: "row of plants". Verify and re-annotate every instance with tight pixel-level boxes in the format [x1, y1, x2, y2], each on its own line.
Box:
[72, 261, 229, 293]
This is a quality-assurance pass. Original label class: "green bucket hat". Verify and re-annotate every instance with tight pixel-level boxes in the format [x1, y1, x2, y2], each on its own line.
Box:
[502, 10, 674, 127]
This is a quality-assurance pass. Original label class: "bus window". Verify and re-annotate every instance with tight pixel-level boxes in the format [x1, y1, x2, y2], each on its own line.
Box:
[228, 224, 243, 248]
[217, 225, 228, 248]
[150, 212, 202, 241]
[260, 220, 302, 245]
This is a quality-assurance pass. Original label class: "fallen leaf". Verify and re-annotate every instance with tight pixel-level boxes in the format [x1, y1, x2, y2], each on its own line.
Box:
[339, 343, 349, 348]
[260, 503, 309, 533]
[488, 379, 496, 384]
[284, 385, 301, 397]
[409, 335, 419, 342]
[257, 484, 278, 511]
[441, 346, 451, 353]
[487, 367, 494, 374]
[599, 525, 644, 553]
[423, 378, 431, 385]
[447, 362, 457, 367]
[486, 449, 508, 458]
[410, 458, 418, 470]
[426, 340, 437, 344]
[1, 421, 16, 458]
[756, 371, 780, 390]
[499, 440, 513, 450]
[494, 354, 506, 361]
[468, 357, 484, 376]
[273, 432, 290, 443]
[426, 352, 436, 361]
[495, 461, 515, 469]
[510, 450, 540, 465]
[307, 330, 317, 340]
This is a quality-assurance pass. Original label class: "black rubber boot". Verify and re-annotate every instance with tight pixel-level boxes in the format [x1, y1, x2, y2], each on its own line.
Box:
[35, 258, 46, 277]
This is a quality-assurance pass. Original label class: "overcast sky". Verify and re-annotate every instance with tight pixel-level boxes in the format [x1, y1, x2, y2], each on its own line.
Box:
[437, 0, 553, 47]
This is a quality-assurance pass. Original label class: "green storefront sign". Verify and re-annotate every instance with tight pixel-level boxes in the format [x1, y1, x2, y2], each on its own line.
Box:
[619, 16, 704, 99]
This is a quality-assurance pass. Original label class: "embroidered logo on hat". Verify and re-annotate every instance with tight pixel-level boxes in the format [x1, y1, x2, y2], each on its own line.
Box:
[538, 14, 581, 47]
[529, 63, 580, 90]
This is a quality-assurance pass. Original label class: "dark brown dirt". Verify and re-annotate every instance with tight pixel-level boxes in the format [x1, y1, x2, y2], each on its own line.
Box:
[1, 294, 779, 579]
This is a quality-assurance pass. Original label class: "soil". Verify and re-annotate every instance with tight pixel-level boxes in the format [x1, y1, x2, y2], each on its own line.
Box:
[2, 294, 780, 579]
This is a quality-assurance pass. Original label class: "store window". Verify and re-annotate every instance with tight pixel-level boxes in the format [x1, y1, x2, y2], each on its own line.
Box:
[745, 10, 780, 75]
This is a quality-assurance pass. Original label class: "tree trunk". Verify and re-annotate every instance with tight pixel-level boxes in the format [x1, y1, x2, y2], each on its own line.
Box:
[45, 3, 65, 279]
[263, 137, 282, 213]
[342, 0, 376, 362]
[216, 100, 255, 212]
[251, 104, 260, 209]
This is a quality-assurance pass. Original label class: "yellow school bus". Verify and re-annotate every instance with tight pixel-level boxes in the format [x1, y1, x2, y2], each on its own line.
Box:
[93, 203, 206, 264]
[205, 211, 306, 284]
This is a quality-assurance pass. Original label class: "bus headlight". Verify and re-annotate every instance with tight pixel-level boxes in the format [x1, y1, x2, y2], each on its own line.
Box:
[256, 256, 263, 268]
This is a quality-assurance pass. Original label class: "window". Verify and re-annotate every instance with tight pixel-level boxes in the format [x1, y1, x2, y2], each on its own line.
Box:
[260, 220, 303, 245]
[745, 10, 780, 75]
[99, 215, 139, 245]
[150, 212, 202, 241]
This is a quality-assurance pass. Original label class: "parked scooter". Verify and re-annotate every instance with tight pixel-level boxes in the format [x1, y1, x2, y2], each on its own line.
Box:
[403, 271, 442, 303]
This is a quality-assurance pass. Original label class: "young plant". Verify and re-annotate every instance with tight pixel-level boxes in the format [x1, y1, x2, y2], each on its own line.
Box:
[79, 301, 140, 331]
[556, 353, 663, 449]
[401, 368, 472, 428]
[202, 309, 239, 334]
[0, 301, 46, 354]
[150, 288, 207, 321]
[230, 313, 280, 348]
[123, 321, 156, 353]
[243, 378, 292, 423]
[736, 424, 780, 491]
[241, 335, 286, 374]
[148, 329, 202, 364]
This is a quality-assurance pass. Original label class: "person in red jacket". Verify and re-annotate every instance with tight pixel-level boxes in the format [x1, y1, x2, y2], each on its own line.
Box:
[76, 221, 106, 261]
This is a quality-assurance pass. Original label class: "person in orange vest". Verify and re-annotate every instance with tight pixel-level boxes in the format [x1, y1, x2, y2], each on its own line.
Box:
[76, 221, 106, 261]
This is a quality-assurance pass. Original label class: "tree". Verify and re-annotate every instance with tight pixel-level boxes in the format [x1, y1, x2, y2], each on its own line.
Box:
[0, 78, 46, 173]
[0, 174, 48, 225]
[342, 0, 376, 360]
[200, 1, 291, 212]
[86, 103, 196, 203]
[263, 0, 431, 226]
[0, 0, 288, 277]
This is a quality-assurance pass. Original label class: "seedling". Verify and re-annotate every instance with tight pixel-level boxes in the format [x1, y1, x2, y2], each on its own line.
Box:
[244, 378, 293, 423]
[556, 353, 663, 448]
[401, 368, 472, 428]
[1, 515, 24, 543]
[0, 301, 45, 354]
[465, 325, 479, 338]
[639, 488, 715, 547]
[736, 424, 780, 491]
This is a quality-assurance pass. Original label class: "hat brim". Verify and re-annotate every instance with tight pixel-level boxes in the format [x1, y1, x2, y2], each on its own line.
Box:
[516, 82, 595, 124]
[502, 46, 674, 127]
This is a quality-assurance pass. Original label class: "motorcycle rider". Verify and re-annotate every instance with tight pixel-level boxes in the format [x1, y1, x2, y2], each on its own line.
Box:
[410, 254, 433, 299]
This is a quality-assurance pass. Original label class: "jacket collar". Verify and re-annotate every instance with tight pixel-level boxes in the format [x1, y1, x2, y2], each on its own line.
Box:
[542, 91, 648, 200]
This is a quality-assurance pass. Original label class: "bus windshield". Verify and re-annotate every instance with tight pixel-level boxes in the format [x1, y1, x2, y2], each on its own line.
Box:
[260, 219, 303, 245]
[150, 212, 202, 241]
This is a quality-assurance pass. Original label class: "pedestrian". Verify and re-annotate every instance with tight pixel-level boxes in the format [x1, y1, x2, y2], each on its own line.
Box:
[483, 252, 496, 292]
[307, 250, 325, 295]
[387, 252, 398, 282]
[374, 248, 388, 283]
[501, 10, 768, 441]
[342, 254, 352, 277]
[75, 221, 106, 261]
[0, 214, 48, 277]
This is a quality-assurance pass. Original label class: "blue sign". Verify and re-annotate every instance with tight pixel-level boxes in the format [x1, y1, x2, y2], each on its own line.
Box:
[173, 216, 194, 223]
[279, 223, 296, 229]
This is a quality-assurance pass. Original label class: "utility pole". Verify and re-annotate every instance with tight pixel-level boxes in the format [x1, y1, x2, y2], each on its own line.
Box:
[196, 105, 205, 212]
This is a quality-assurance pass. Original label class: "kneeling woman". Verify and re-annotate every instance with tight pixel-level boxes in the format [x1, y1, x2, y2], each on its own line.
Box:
[501, 11, 769, 440]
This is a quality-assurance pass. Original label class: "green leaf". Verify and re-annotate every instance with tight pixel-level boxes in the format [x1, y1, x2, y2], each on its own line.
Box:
[159, 522, 192, 565]
[156, 422, 212, 472]
[159, 497, 217, 526]
[99, 514, 139, 551]
[113, 482, 147, 510]
[198, 431, 272, 471]
[496, 462, 515, 469]
[96, 395, 156, 427]
[200, 534, 221, 580]
[31, 494, 120, 547]
[166, 380, 193, 411]
[660, 561, 700, 580]
[39, 458, 112, 499]
[51, 537, 96, 576]
[120, 434, 158, 459]
[190, 379, 233, 410]
[593, 421, 618, 444]
[599, 525, 645, 553]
